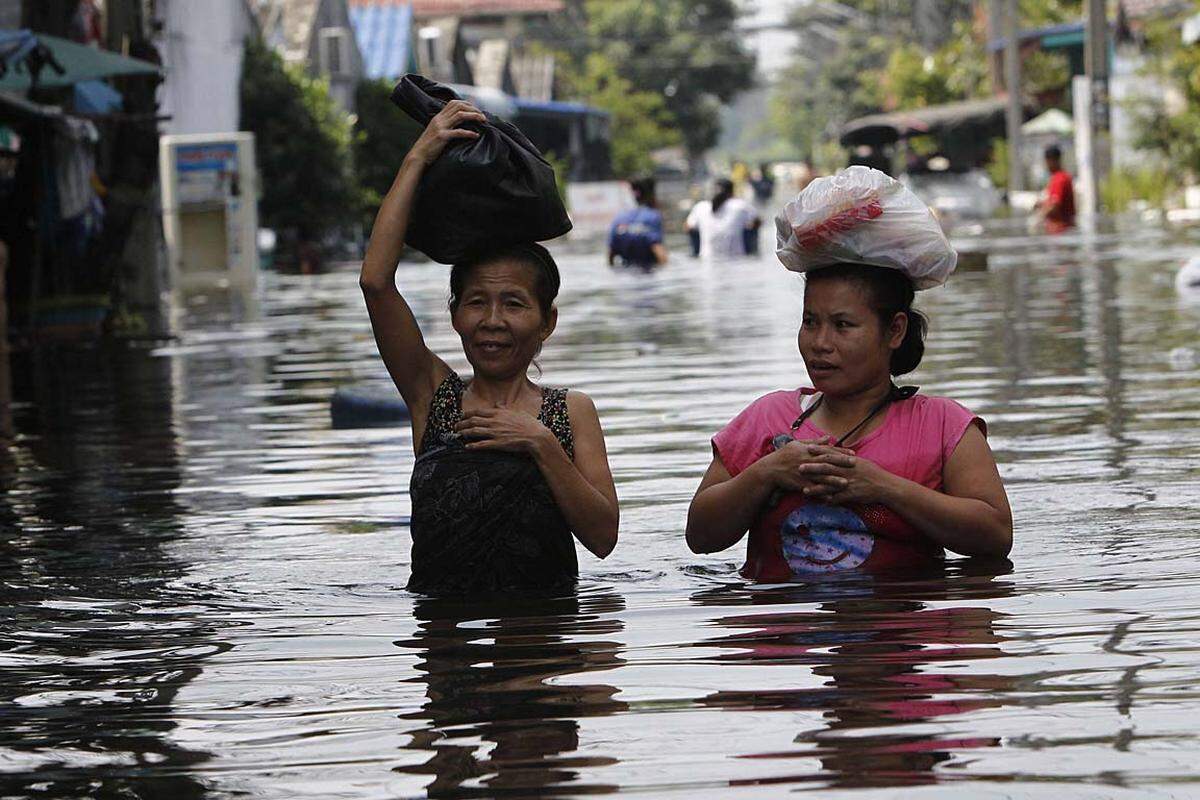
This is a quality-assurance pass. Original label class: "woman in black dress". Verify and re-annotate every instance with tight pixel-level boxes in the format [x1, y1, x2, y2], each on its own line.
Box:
[359, 100, 619, 596]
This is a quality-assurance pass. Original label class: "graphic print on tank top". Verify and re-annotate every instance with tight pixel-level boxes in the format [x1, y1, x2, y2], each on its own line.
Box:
[780, 504, 874, 573]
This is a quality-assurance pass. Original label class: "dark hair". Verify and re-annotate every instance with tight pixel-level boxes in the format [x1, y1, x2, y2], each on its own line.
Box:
[1044, 144, 1062, 161]
[804, 263, 927, 376]
[630, 176, 657, 208]
[712, 178, 734, 214]
[448, 241, 560, 321]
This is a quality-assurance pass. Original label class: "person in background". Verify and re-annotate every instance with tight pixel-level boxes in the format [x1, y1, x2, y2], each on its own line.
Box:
[686, 178, 761, 259]
[750, 162, 776, 208]
[1036, 144, 1076, 233]
[731, 160, 751, 198]
[608, 177, 668, 270]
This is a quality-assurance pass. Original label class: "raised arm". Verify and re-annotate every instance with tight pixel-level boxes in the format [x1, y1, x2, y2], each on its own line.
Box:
[359, 100, 487, 442]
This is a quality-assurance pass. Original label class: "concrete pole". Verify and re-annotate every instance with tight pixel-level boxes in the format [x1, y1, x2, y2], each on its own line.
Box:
[1004, 0, 1024, 193]
[1084, 0, 1111, 213]
[987, 0, 1004, 93]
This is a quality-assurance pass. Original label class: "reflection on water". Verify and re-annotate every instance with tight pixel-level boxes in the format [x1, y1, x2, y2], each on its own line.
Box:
[397, 592, 625, 796]
[693, 563, 1012, 791]
[0, 347, 219, 798]
[4, 221, 1200, 796]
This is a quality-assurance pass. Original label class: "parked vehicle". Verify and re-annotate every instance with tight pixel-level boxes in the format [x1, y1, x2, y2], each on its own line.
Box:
[901, 168, 1003, 223]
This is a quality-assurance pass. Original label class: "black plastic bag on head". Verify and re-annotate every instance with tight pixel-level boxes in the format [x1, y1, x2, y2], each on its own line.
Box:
[390, 74, 572, 264]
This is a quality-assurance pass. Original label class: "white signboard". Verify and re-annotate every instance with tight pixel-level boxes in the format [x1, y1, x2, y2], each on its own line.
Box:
[567, 181, 634, 239]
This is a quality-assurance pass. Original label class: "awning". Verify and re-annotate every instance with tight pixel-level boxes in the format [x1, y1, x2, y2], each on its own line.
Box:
[514, 97, 608, 117]
[839, 97, 1027, 147]
[1022, 108, 1073, 136]
[0, 29, 160, 92]
[986, 21, 1085, 52]
[0, 89, 63, 121]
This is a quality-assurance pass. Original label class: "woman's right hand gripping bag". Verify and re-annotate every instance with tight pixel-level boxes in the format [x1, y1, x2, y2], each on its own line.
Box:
[391, 74, 572, 264]
[775, 165, 957, 289]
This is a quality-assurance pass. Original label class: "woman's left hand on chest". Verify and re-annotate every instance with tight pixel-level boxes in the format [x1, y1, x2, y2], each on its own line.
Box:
[796, 453, 897, 506]
[456, 407, 554, 455]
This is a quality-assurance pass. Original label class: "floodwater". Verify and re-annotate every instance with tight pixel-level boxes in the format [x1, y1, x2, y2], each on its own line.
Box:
[4, 220, 1200, 799]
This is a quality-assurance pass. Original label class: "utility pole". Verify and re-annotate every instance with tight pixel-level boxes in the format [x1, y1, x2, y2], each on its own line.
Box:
[987, 0, 1004, 93]
[1003, 0, 1024, 193]
[1084, 0, 1111, 214]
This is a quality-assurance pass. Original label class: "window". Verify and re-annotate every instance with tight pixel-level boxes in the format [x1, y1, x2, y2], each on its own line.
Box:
[318, 27, 350, 77]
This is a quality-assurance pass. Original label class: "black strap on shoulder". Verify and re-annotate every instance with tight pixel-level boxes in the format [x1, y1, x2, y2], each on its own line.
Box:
[789, 384, 918, 447]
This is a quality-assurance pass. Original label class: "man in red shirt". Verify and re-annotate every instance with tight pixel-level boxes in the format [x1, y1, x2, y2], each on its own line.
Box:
[1037, 145, 1076, 233]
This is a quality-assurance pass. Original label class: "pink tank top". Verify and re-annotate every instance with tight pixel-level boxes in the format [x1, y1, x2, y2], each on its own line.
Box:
[712, 389, 984, 579]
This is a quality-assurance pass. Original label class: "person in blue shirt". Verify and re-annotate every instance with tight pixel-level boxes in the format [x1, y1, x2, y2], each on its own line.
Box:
[608, 177, 668, 270]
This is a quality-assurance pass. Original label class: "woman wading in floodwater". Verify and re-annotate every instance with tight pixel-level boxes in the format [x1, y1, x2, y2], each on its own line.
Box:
[687, 167, 1012, 576]
[360, 100, 618, 596]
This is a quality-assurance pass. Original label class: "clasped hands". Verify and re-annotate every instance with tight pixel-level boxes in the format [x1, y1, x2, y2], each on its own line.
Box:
[762, 437, 895, 506]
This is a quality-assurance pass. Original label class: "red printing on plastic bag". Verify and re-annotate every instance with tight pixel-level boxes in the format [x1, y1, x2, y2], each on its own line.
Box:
[794, 198, 883, 249]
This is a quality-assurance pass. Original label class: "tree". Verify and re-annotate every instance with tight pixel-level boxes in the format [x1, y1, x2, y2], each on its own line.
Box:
[353, 79, 423, 224]
[766, 25, 894, 165]
[862, 19, 990, 111]
[557, 52, 680, 177]
[537, 0, 755, 164]
[239, 38, 358, 238]
[1132, 16, 1200, 182]
[767, 1, 1080, 168]
[1019, 0, 1083, 26]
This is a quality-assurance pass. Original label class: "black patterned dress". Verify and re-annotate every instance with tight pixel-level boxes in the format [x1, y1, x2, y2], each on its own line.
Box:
[407, 373, 578, 596]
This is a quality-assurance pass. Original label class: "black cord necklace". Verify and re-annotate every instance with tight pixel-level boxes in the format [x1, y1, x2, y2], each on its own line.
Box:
[763, 383, 919, 510]
[789, 383, 919, 447]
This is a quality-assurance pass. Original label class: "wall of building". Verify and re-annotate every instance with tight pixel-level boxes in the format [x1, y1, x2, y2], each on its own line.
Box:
[157, 0, 257, 136]
[306, 0, 364, 113]
[0, 0, 21, 29]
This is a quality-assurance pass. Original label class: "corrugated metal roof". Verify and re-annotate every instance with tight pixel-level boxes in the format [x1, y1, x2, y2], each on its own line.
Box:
[348, 0, 416, 79]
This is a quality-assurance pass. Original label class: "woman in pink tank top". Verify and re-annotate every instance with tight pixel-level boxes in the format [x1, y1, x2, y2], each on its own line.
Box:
[686, 262, 1012, 578]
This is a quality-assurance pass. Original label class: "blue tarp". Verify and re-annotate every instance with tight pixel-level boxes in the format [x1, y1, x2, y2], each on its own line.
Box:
[349, 2, 417, 80]
[73, 79, 121, 114]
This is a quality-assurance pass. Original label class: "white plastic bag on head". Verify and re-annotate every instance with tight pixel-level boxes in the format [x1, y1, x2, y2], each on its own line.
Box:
[774, 165, 957, 290]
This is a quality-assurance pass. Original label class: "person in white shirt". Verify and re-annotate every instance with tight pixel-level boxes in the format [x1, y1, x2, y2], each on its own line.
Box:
[686, 178, 761, 259]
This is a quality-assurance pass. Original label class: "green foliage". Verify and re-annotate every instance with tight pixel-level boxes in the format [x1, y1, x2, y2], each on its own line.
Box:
[1100, 165, 1178, 213]
[864, 19, 992, 111]
[1131, 13, 1200, 182]
[767, 26, 894, 161]
[1019, 0, 1083, 27]
[769, 0, 1081, 174]
[987, 138, 1009, 190]
[1023, 50, 1071, 96]
[542, 0, 755, 161]
[353, 79, 423, 222]
[873, 44, 959, 109]
[239, 37, 358, 236]
[542, 150, 570, 204]
[557, 52, 680, 177]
